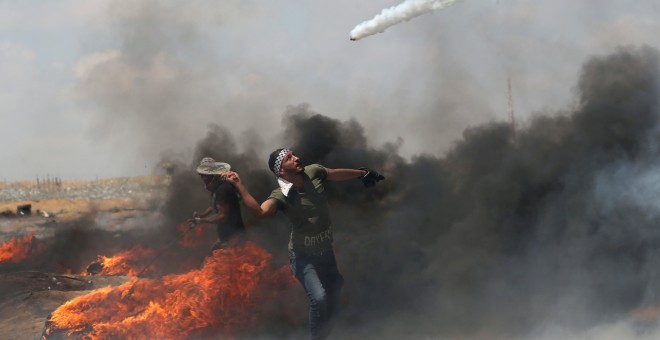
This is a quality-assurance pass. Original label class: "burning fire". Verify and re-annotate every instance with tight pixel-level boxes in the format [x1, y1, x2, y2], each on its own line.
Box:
[84, 245, 157, 277]
[85, 222, 211, 277]
[44, 241, 294, 339]
[0, 233, 41, 264]
[177, 222, 206, 248]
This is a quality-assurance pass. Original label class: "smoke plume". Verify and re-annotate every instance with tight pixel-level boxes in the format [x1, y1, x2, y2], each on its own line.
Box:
[6, 45, 660, 339]
[152, 45, 660, 339]
[350, 0, 464, 41]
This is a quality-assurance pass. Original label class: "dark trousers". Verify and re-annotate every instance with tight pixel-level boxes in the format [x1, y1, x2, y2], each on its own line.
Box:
[203, 233, 246, 267]
[290, 249, 344, 340]
[207, 231, 247, 255]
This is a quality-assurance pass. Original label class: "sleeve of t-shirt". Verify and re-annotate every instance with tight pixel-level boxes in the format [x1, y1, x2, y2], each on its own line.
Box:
[266, 188, 285, 210]
[307, 164, 328, 181]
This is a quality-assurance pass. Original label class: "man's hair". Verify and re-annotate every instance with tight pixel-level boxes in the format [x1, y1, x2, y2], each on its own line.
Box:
[268, 148, 285, 174]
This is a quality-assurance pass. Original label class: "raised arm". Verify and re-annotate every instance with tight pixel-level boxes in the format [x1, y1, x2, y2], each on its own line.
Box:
[326, 167, 385, 187]
[225, 172, 277, 219]
[326, 168, 367, 181]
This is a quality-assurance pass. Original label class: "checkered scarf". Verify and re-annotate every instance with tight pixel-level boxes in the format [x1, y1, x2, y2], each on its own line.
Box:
[273, 148, 291, 177]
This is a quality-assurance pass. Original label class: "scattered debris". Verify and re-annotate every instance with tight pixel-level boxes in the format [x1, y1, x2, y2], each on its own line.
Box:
[16, 204, 31, 217]
[86, 262, 103, 276]
[35, 209, 55, 218]
[0, 209, 14, 218]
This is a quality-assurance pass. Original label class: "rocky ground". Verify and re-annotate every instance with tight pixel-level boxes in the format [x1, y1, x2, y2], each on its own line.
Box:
[0, 176, 169, 339]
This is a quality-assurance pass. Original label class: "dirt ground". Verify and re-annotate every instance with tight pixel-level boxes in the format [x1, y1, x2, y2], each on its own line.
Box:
[0, 176, 167, 243]
[0, 197, 151, 218]
[0, 177, 167, 339]
[0, 198, 156, 240]
[0, 273, 131, 339]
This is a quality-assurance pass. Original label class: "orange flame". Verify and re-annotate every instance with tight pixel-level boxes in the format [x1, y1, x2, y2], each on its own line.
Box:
[0, 234, 39, 263]
[45, 241, 294, 339]
[85, 246, 157, 277]
[177, 222, 206, 248]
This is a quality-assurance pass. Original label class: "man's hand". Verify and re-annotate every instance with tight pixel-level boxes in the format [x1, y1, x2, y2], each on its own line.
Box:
[187, 216, 206, 225]
[359, 167, 385, 188]
[188, 211, 207, 224]
[187, 211, 201, 223]
[225, 171, 240, 186]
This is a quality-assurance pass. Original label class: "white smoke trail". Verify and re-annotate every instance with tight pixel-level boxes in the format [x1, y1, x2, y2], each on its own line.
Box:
[349, 0, 463, 41]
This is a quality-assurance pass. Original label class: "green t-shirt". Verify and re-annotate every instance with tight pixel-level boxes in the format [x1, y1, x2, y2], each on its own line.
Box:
[267, 164, 332, 253]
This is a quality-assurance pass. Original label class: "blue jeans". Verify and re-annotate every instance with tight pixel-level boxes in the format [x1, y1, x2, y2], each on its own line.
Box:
[290, 249, 344, 340]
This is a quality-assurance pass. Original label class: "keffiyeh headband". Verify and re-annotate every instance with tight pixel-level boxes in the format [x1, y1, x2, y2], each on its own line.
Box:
[273, 148, 291, 176]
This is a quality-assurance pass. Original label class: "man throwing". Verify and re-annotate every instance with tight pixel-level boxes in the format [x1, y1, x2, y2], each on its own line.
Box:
[226, 148, 384, 340]
[192, 157, 246, 254]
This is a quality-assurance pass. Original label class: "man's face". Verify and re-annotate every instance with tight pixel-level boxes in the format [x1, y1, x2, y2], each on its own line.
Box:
[280, 151, 304, 176]
[200, 174, 214, 186]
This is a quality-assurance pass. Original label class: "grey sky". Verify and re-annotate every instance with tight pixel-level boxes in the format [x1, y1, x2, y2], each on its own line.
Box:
[1, 0, 658, 180]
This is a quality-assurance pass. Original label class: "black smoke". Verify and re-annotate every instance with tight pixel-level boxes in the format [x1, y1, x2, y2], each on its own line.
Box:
[340, 46, 660, 339]
[162, 46, 660, 339]
[6, 46, 660, 339]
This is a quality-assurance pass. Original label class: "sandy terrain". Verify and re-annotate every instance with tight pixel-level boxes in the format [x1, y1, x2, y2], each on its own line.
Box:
[0, 176, 168, 339]
[0, 273, 132, 339]
[0, 176, 168, 242]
